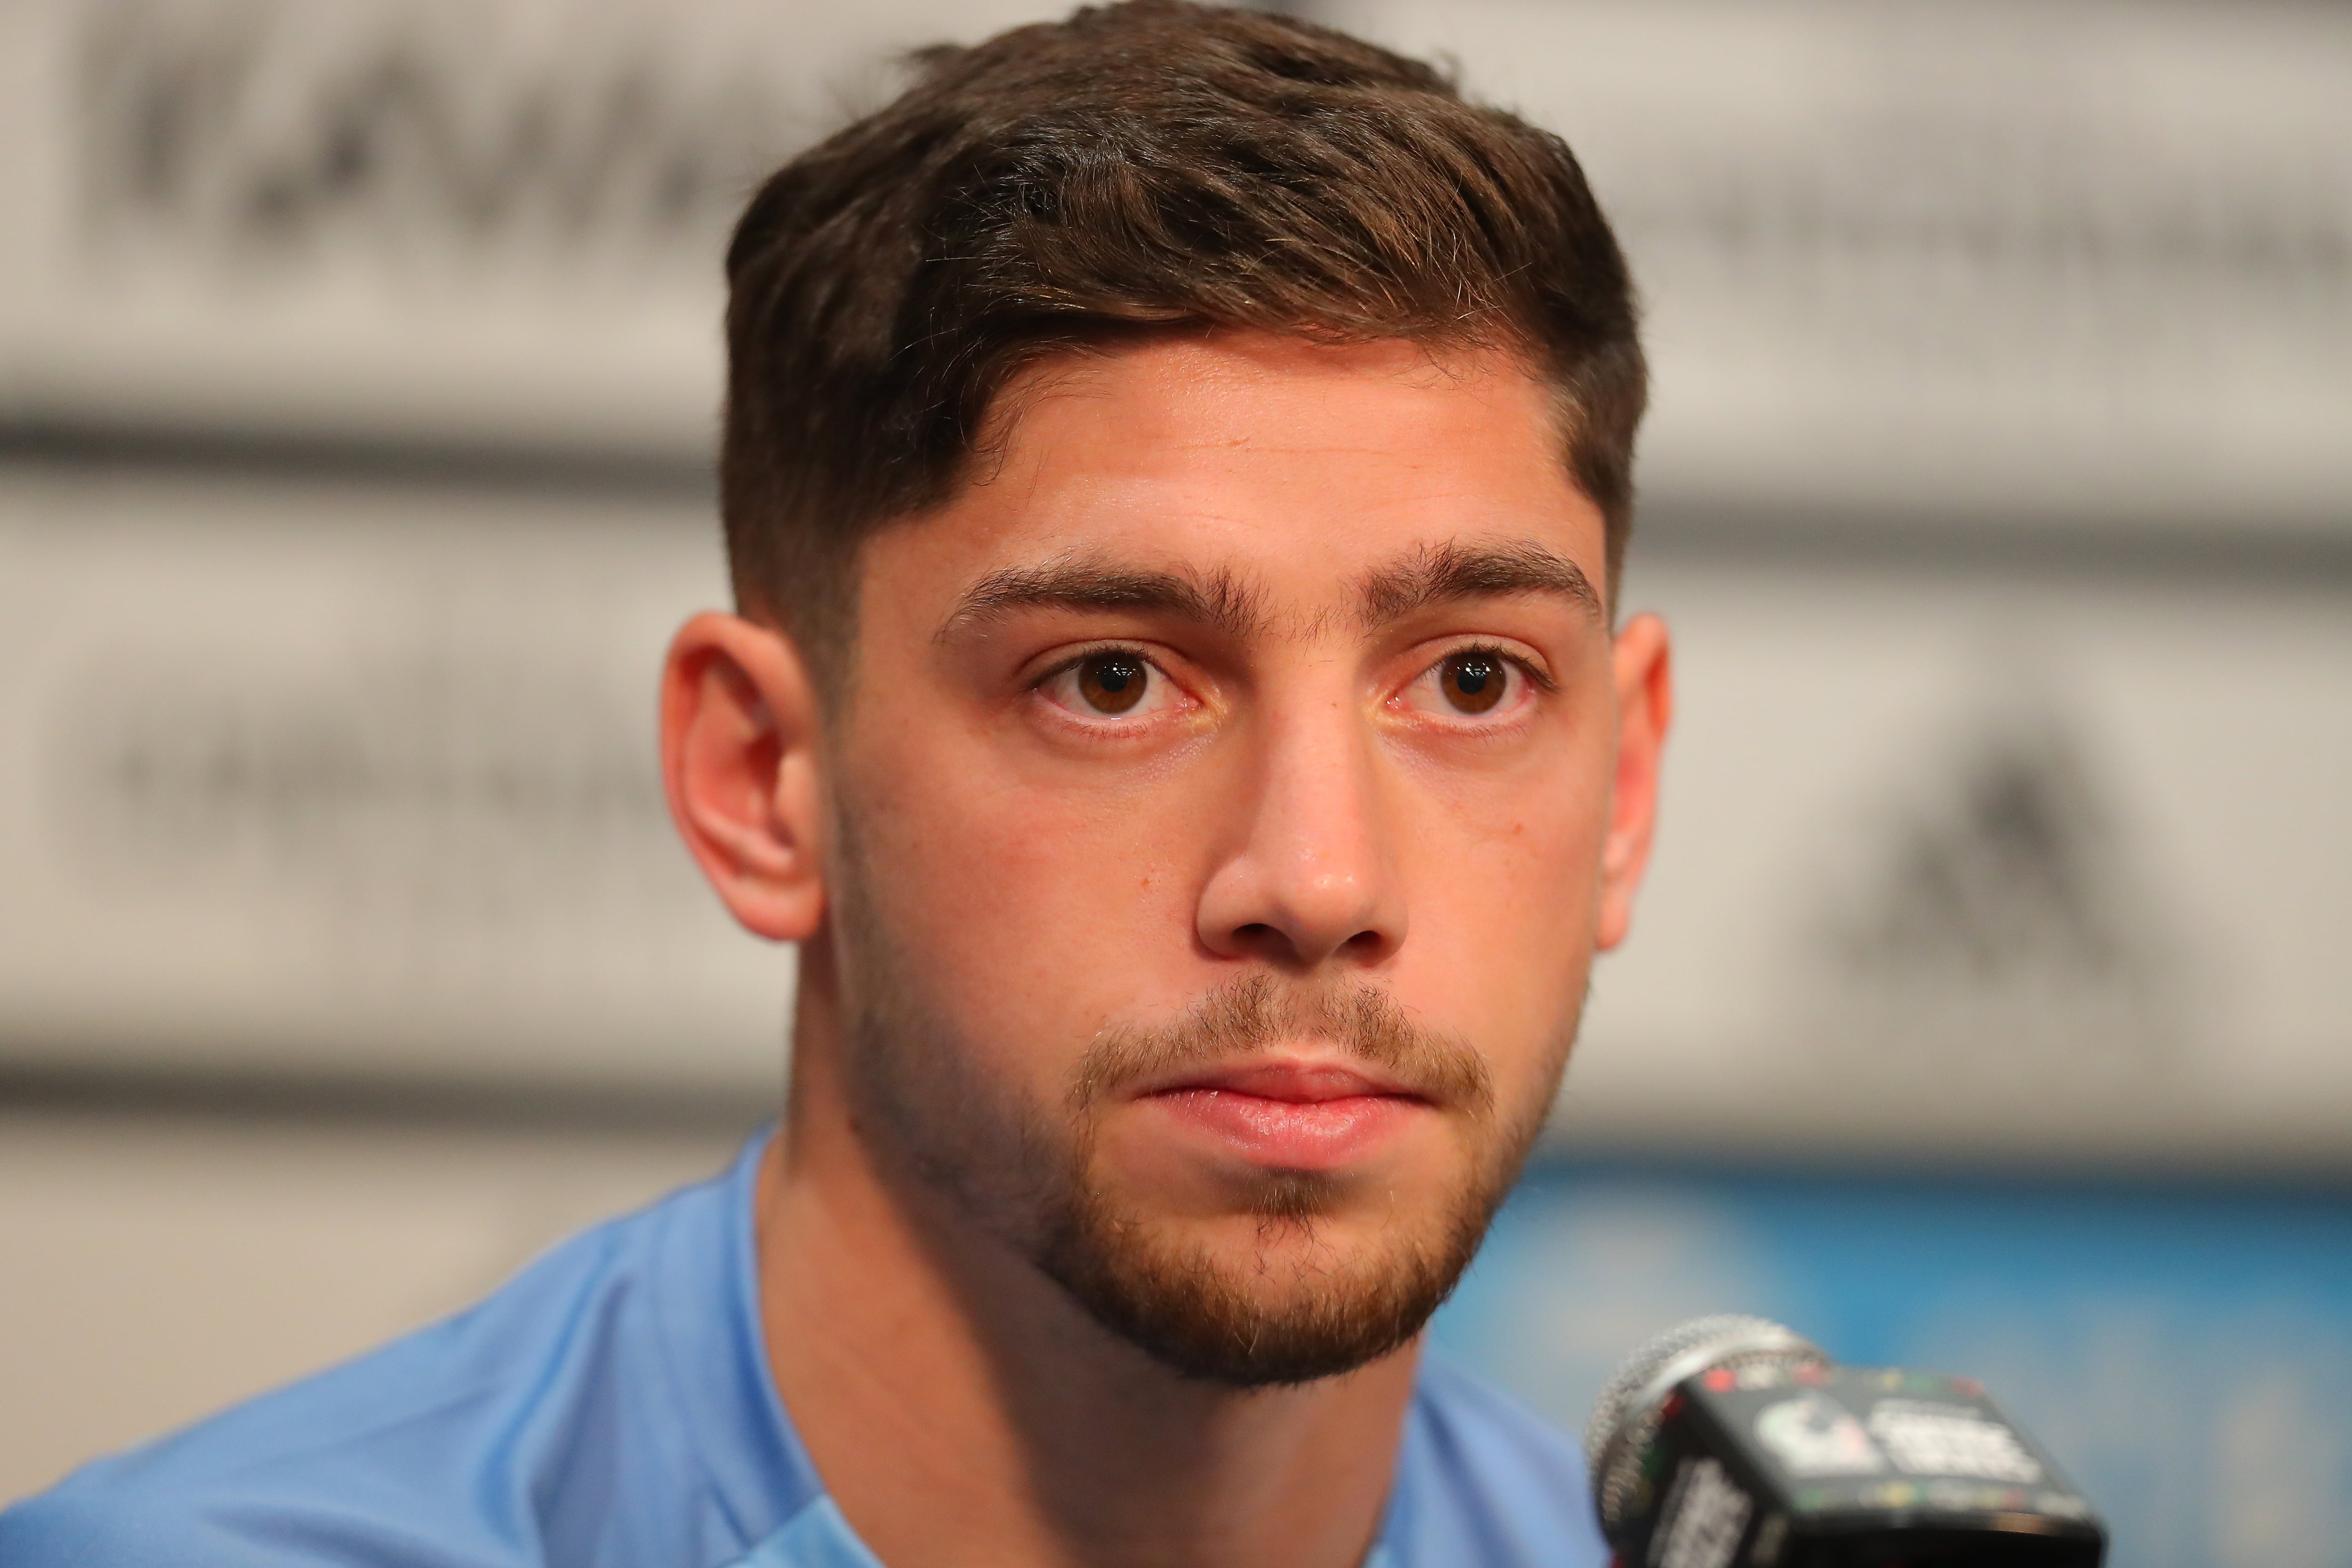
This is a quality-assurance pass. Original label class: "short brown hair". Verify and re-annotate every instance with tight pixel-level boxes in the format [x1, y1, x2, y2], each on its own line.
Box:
[721, 0, 1644, 678]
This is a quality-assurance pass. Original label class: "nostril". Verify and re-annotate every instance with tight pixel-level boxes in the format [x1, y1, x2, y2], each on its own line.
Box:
[1224, 922, 1304, 963]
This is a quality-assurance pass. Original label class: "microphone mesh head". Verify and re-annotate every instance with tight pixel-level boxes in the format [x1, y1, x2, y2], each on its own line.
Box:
[1584, 1315, 1827, 1542]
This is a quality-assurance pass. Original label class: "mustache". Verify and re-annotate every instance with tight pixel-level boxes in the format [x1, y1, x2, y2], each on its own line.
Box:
[1068, 972, 1496, 1118]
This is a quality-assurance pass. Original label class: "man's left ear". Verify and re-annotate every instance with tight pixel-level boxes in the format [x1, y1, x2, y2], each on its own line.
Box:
[1596, 612, 1672, 951]
[659, 612, 829, 943]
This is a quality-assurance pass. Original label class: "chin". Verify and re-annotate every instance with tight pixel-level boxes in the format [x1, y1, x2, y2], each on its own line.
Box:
[1033, 1169, 1497, 1389]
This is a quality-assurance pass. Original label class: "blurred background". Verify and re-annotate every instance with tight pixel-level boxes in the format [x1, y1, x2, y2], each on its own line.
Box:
[1, 0, 2347, 1560]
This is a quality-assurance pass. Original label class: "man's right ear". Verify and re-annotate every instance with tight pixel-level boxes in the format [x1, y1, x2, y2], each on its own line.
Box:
[659, 612, 829, 943]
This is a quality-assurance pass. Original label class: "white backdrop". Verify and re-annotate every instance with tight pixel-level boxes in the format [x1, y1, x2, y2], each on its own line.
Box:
[1574, 552, 2352, 1168]
[0, 467, 786, 1098]
[0, 0, 1064, 455]
[5, 468, 2346, 1166]
[3, 0, 2345, 523]
[0, 0, 2346, 1168]
[1335, 0, 2352, 534]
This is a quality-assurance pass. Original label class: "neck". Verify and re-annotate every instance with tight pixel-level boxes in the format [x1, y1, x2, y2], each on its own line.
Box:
[755, 939, 1421, 1568]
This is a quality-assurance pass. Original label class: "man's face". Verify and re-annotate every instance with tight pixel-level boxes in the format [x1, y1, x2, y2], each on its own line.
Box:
[821, 332, 1656, 1385]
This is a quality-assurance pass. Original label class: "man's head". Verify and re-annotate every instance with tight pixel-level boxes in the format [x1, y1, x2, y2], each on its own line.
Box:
[719, 0, 1645, 690]
[665, 3, 1668, 1389]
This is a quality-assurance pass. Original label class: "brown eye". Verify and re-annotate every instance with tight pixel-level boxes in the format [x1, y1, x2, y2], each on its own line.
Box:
[1075, 653, 1150, 714]
[1439, 652, 1507, 714]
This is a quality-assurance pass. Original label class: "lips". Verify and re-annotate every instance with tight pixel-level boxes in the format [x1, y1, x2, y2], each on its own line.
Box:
[1137, 1059, 1429, 1171]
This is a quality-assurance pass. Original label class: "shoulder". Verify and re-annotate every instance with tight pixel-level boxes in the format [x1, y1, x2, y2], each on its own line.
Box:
[1390, 1352, 1612, 1568]
[0, 1167, 739, 1568]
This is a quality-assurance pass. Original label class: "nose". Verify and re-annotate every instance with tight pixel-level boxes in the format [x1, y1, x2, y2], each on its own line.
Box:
[1194, 694, 1407, 971]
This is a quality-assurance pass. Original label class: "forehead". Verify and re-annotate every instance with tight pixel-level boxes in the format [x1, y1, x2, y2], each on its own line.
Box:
[875, 331, 1605, 621]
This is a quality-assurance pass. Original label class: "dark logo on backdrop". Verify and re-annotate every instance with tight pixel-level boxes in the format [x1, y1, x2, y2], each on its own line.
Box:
[1805, 706, 2193, 1086]
[76, 0, 803, 274]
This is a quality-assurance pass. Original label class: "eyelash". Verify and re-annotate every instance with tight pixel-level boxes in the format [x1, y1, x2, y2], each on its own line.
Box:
[1032, 644, 1162, 686]
[1437, 642, 1556, 695]
[1028, 644, 1180, 723]
[1026, 640, 1550, 726]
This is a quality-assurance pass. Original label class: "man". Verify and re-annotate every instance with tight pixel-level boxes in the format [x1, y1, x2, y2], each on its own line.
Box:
[0, 4, 1669, 1564]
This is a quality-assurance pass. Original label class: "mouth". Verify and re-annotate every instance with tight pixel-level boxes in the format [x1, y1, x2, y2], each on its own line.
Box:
[1134, 1057, 1432, 1171]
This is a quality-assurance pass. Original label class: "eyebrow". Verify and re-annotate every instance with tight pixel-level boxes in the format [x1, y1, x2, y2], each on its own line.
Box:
[1357, 540, 1603, 627]
[938, 555, 1271, 641]
[938, 537, 1601, 644]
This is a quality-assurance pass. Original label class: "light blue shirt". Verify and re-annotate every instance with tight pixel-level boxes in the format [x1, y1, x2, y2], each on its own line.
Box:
[0, 1132, 1608, 1567]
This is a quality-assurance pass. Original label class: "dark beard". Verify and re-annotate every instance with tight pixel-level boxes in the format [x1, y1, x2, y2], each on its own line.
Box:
[1033, 1152, 1511, 1387]
[831, 834, 1566, 1389]
[1030, 973, 1542, 1387]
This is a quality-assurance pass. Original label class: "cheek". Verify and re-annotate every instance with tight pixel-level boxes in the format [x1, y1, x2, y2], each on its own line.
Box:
[1387, 742, 1613, 1077]
[841, 733, 1200, 1074]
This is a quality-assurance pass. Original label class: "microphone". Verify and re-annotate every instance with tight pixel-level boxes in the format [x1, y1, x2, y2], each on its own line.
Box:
[1583, 1316, 2106, 1567]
